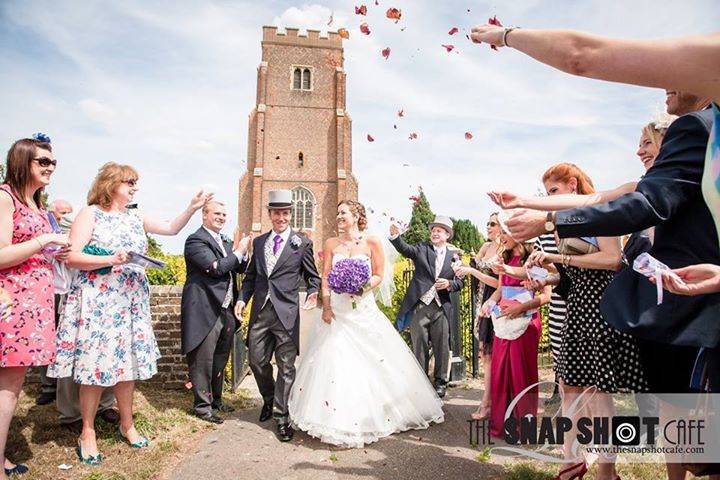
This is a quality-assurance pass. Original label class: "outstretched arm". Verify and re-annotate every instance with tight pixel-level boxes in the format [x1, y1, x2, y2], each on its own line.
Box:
[489, 182, 637, 211]
[470, 26, 720, 103]
[143, 190, 213, 236]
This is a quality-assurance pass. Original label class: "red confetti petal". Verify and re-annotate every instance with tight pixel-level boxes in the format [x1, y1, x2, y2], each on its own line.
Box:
[448, 27, 459, 35]
[360, 22, 371, 35]
[386, 7, 402, 21]
[355, 5, 367, 15]
[441, 44, 455, 52]
[408, 132, 418, 140]
[338, 28, 350, 39]
[382, 47, 391, 59]
[184, 381, 193, 390]
[397, 109, 404, 117]
[465, 132, 473, 140]
[367, 134, 375, 142]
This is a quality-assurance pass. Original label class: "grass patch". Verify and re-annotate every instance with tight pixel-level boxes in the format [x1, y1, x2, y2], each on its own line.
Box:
[475, 447, 491, 463]
[7, 382, 252, 480]
[503, 463, 554, 480]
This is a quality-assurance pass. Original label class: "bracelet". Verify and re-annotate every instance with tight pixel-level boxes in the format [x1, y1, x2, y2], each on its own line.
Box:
[501, 26, 520, 48]
[35, 238, 44, 250]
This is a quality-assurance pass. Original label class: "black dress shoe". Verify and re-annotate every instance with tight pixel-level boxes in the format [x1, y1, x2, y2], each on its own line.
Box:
[196, 412, 224, 424]
[35, 391, 56, 406]
[277, 423, 294, 442]
[435, 383, 447, 398]
[99, 408, 120, 424]
[259, 402, 273, 422]
[213, 403, 236, 413]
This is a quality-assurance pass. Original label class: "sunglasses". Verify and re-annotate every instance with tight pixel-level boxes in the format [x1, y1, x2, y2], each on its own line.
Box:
[487, 221, 498, 227]
[33, 157, 57, 168]
[122, 179, 138, 187]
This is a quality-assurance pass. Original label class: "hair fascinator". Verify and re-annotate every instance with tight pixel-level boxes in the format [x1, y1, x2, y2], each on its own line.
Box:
[32, 132, 51, 144]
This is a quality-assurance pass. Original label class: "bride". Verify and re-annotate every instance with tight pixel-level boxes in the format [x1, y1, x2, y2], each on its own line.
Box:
[288, 200, 444, 448]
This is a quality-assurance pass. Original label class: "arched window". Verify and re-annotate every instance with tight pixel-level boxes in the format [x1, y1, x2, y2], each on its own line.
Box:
[302, 68, 311, 90]
[293, 68, 302, 90]
[291, 187, 315, 230]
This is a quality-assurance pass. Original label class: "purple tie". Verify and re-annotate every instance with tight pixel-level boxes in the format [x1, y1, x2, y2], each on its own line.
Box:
[273, 235, 283, 255]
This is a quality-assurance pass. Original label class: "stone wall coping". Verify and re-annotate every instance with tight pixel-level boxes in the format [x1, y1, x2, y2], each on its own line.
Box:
[149, 285, 184, 295]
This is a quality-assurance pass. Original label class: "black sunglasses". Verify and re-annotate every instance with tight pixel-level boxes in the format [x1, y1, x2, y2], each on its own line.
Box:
[33, 157, 57, 168]
[487, 221, 498, 227]
[122, 179, 138, 187]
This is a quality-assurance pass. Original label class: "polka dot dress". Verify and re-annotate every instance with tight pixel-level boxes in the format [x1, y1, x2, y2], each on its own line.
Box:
[556, 266, 648, 393]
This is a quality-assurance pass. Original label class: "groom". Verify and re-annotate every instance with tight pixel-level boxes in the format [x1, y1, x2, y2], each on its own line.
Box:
[390, 215, 464, 398]
[235, 190, 321, 442]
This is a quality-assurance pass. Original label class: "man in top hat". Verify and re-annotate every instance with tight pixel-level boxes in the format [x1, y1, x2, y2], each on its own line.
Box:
[235, 189, 321, 442]
[389, 215, 464, 397]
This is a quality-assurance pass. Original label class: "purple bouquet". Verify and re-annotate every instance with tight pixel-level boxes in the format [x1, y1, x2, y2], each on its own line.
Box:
[327, 258, 371, 308]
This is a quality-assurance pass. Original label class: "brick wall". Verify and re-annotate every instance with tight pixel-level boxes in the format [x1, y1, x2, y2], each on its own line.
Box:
[27, 286, 188, 389]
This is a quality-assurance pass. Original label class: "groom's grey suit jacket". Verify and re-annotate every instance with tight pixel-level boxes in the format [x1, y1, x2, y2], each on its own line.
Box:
[240, 230, 321, 351]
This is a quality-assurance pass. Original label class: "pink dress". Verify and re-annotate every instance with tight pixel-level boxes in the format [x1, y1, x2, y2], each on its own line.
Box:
[0, 184, 56, 367]
[489, 255, 541, 439]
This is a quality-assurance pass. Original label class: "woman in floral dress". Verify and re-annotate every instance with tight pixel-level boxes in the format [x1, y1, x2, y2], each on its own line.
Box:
[49, 162, 211, 464]
[0, 136, 70, 479]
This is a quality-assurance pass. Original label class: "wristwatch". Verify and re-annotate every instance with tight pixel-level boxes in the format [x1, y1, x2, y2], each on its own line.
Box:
[544, 212, 556, 233]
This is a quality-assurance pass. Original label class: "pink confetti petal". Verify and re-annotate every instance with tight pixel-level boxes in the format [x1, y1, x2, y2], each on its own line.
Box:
[448, 27, 459, 35]
[367, 134, 375, 142]
[465, 132, 473, 140]
[360, 22, 371, 35]
[442, 44, 455, 52]
[355, 5, 367, 15]
[382, 47, 391, 59]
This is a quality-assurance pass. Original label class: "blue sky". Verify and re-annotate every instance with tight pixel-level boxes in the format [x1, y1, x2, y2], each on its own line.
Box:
[1, 1, 718, 252]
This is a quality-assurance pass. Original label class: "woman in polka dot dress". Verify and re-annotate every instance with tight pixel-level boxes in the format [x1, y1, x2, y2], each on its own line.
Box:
[525, 164, 648, 480]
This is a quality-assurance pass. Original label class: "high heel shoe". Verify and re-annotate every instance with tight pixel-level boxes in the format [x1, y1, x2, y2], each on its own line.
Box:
[554, 461, 588, 480]
[76, 438, 102, 466]
[4, 462, 29, 476]
[119, 426, 149, 449]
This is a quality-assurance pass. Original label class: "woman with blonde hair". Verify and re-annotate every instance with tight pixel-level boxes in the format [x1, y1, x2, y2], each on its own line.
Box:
[49, 162, 211, 465]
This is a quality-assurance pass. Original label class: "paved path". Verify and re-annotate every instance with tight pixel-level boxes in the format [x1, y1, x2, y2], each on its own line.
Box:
[168, 373, 511, 480]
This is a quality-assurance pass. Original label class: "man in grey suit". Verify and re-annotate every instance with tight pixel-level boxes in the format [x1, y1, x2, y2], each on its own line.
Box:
[390, 215, 464, 398]
[235, 190, 321, 442]
[181, 201, 250, 423]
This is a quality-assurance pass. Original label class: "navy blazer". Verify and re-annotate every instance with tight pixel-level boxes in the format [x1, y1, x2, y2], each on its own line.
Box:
[240, 230, 321, 352]
[555, 108, 719, 348]
[390, 236, 464, 328]
[181, 227, 248, 354]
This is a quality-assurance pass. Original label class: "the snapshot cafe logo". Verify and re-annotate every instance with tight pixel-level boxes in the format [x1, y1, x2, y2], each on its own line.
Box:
[468, 384, 720, 463]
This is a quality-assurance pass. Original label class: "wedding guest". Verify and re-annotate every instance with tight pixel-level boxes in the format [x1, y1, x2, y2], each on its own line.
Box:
[479, 231, 547, 439]
[181, 201, 250, 423]
[36, 199, 73, 406]
[390, 216, 464, 398]
[453, 213, 501, 419]
[0, 136, 70, 479]
[49, 162, 211, 465]
[522, 163, 648, 480]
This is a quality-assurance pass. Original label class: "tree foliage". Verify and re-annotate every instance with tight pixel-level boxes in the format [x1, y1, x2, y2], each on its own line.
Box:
[401, 189, 434, 245]
[451, 218, 485, 253]
[145, 235, 186, 285]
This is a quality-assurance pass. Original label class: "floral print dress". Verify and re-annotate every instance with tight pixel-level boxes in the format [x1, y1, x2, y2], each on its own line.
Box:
[49, 207, 160, 386]
[0, 184, 55, 367]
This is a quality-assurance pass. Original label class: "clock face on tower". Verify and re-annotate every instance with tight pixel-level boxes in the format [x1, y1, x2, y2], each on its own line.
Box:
[237, 26, 359, 254]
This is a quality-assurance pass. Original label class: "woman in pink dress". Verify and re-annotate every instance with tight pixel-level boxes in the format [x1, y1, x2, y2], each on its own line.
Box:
[480, 233, 547, 439]
[0, 136, 70, 479]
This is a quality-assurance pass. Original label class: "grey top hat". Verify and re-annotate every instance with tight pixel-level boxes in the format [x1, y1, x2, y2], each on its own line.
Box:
[429, 215, 454, 240]
[267, 189, 293, 209]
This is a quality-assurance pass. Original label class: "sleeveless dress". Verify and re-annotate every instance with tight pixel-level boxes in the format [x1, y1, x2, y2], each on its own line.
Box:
[489, 256, 541, 438]
[556, 264, 647, 393]
[474, 264, 497, 355]
[0, 184, 55, 367]
[534, 234, 567, 366]
[288, 253, 444, 448]
[49, 207, 160, 386]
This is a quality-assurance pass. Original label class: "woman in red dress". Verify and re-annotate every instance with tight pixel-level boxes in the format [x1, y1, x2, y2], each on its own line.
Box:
[480, 233, 548, 439]
[0, 136, 70, 479]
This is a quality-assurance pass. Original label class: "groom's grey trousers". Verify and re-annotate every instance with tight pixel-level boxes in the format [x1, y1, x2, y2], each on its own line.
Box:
[410, 301, 450, 384]
[247, 302, 296, 424]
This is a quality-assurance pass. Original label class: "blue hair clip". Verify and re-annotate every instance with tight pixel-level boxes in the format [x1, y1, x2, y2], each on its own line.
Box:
[32, 132, 51, 144]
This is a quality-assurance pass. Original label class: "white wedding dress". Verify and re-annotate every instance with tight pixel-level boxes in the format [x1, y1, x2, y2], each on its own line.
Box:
[288, 253, 444, 448]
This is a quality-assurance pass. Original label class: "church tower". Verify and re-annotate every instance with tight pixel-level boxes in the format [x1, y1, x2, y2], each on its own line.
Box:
[238, 26, 359, 251]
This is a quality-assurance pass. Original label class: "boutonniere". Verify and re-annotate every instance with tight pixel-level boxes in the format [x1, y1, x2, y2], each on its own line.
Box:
[220, 233, 231, 244]
[290, 235, 303, 249]
[451, 253, 462, 268]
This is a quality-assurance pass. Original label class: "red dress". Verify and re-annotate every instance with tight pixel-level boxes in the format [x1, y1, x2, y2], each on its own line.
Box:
[489, 255, 541, 438]
[0, 184, 55, 367]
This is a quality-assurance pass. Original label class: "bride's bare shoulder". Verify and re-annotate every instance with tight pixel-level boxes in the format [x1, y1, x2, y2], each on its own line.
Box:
[324, 236, 341, 251]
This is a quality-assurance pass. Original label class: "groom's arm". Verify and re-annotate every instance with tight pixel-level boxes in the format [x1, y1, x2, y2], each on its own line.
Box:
[301, 240, 321, 295]
[389, 235, 420, 260]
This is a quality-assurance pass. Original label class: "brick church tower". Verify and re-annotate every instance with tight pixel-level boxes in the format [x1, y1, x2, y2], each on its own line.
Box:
[238, 26, 359, 251]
